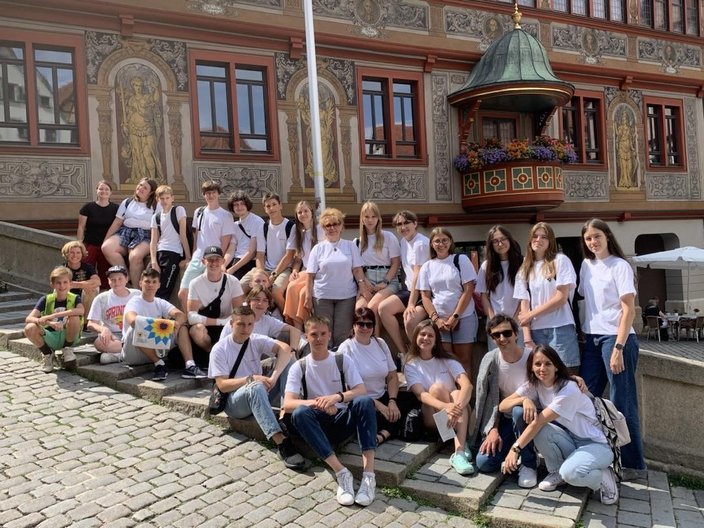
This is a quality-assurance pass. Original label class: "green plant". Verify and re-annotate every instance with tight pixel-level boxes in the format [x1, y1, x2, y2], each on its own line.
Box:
[669, 474, 704, 490]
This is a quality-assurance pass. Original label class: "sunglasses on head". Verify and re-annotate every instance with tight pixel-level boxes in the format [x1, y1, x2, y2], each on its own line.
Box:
[490, 329, 514, 339]
[355, 321, 374, 329]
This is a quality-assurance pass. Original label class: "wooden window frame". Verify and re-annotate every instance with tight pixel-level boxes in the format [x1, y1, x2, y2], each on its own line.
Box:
[639, 0, 699, 34]
[357, 67, 426, 166]
[551, 0, 626, 22]
[189, 49, 279, 162]
[643, 96, 686, 171]
[476, 111, 519, 144]
[559, 90, 607, 169]
[0, 28, 88, 156]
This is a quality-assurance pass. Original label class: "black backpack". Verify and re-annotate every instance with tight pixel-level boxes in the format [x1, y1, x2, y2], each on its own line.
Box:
[155, 206, 200, 254]
[298, 352, 345, 399]
[263, 219, 294, 261]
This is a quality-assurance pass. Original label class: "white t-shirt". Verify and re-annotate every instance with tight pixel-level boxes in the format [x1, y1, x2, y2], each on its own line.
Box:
[285, 352, 364, 410]
[259, 218, 296, 271]
[151, 206, 187, 255]
[295, 226, 324, 270]
[516, 380, 607, 443]
[123, 295, 176, 340]
[418, 254, 477, 318]
[208, 333, 277, 379]
[193, 206, 236, 259]
[306, 239, 364, 300]
[404, 356, 465, 393]
[233, 212, 265, 259]
[219, 313, 285, 341]
[187, 273, 244, 318]
[87, 288, 140, 333]
[117, 198, 158, 229]
[358, 231, 401, 267]
[400, 233, 430, 291]
[578, 256, 636, 336]
[339, 337, 395, 399]
[476, 260, 520, 317]
[498, 346, 530, 404]
[513, 254, 576, 330]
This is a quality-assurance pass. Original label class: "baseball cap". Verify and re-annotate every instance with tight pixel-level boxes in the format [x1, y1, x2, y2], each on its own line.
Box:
[203, 246, 224, 259]
[106, 265, 128, 276]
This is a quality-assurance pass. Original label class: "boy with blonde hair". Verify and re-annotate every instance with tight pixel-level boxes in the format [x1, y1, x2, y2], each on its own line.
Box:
[61, 240, 100, 320]
[24, 266, 85, 372]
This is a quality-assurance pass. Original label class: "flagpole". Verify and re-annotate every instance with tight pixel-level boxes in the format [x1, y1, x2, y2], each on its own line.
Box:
[302, 0, 326, 212]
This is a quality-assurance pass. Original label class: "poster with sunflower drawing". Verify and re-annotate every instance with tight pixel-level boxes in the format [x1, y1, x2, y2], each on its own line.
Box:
[133, 316, 175, 350]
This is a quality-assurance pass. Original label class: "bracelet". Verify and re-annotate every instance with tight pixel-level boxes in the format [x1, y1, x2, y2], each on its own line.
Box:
[337, 391, 345, 403]
[388, 397, 397, 403]
[357, 279, 365, 284]
[430, 311, 438, 319]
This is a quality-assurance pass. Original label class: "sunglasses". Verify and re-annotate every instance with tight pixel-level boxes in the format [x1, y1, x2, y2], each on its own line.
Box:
[395, 220, 412, 227]
[355, 321, 374, 329]
[490, 329, 514, 339]
[323, 222, 341, 229]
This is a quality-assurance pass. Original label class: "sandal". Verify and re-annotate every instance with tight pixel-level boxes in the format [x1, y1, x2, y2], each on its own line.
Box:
[376, 430, 391, 446]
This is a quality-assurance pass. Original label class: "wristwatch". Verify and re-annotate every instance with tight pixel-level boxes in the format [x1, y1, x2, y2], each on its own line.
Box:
[511, 442, 521, 454]
[614, 343, 624, 351]
[246, 375, 254, 385]
[452, 313, 460, 319]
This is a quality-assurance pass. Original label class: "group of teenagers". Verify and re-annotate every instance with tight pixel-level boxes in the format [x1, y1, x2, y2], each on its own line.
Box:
[23, 177, 644, 509]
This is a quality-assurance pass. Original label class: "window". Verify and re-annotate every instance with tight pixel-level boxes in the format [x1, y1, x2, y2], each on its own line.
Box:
[190, 51, 278, 159]
[552, 0, 624, 21]
[481, 116, 516, 145]
[560, 93, 604, 165]
[639, 0, 699, 34]
[645, 99, 685, 169]
[0, 30, 85, 151]
[358, 68, 426, 163]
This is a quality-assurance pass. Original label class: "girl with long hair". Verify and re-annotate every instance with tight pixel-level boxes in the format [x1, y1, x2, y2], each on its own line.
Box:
[578, 218, 645, 476]
[500, 345, 618, 505]
[514, 222, 579, 372]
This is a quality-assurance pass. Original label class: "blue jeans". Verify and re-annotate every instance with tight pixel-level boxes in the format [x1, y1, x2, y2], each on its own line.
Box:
[291, 396, 377, 460]
[225, 358, 293, 441]
[531, 324, 580, 367]
[476, 406, 537, 473]
[534, 422, 613, 491]
[581, 333, 646, 470]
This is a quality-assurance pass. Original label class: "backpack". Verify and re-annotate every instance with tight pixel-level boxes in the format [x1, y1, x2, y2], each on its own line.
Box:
[263, 219, 294, 261]
[298, 352, 345, 400]
[589, 392, 631, 481]
[155, 206, 198, 254]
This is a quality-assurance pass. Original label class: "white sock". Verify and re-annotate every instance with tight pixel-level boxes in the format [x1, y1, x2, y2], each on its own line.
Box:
[362, 471, 374, 479]
[336, 468, 349, 477]
[185, 360, 195, 368]
[155, 360, 165, 366]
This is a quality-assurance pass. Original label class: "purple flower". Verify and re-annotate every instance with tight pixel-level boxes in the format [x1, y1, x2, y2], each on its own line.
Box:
[532, 145, 557, 161]
[479, 148, 508, 165]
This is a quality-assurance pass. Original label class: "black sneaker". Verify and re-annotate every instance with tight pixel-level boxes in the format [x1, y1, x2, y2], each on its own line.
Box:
[153, 363, 168, 381]
[278, 438, 306, 470]
[182, 364, 207, 379]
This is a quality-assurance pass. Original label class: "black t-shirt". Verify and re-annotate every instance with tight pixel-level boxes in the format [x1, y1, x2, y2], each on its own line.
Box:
[644, 305, 661, 318]
[79, 201, 119, 246]
[65, 261, 97, 295]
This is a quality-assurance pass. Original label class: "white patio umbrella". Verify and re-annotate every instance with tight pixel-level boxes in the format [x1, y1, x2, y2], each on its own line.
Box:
[631, 246, 704, 312]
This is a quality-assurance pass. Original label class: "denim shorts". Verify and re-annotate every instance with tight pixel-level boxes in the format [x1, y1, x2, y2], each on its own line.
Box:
[117, 226, 150, 250]
[364, 267, 400, 294]
[531, 324, 580, 367]
[180, 257, 206, 290]
[439, 313, 478, 344]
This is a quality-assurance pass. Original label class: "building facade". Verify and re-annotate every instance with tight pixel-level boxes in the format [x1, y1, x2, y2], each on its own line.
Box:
[1, 0, 703, 308]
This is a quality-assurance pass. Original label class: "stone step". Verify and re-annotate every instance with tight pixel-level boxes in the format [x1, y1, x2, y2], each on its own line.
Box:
[115, 370, 210, 402]
[0, 326, 26, 348]
[0, 291, 36, 303]
[399, 451, 505, 517]
[0, 310, 35, 325]
[0, 299, 36, 312]
[8, 338, 99, 366]
[161, 386, 212, 420]
[76, 361, 153, 388]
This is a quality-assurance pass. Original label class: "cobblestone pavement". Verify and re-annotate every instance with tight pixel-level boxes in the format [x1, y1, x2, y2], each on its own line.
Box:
[0, 352, 478, 528]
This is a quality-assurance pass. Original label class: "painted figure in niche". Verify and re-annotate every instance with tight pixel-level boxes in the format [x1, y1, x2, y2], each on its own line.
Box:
[614, 111, 637, 189]
[356, 0, 381, 26]
[119, 75, 164, 184]
[298, 88, 338, 188]
[484, 17, 502, 40]
[582, 30, 598, 56]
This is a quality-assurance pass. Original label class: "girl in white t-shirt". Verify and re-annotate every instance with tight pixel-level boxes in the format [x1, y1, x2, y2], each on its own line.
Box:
[404, 319, 475, 476]
[377, 210, 430, 361]
[514, 222, 579, 371]
[500, 345, 618, 505]
[283, 201, 323, 330]
[339, 308, 400, 444]
[355, 202, 401, 332]
[102, 178, 158, 287]
[579, 218, 645, 474]
[418, 227, 478, 380]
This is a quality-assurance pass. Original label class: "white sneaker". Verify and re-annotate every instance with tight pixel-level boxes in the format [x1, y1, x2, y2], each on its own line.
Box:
[538, 471, 565, 491]
[100, 352, 122, 365]
[61, 348, 76, 365]
[335, 468, 354, 506]
[42, 353, 54, 373]
[355, 473, 376, 506]
[518, 465, 538, 488]
[600, 467, 619, 505]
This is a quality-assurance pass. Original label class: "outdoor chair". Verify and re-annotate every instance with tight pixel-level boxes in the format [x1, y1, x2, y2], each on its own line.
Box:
[645, 316, 661, 342]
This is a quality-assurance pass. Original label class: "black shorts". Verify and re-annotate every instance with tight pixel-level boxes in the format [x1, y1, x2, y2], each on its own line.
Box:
[395, 289, 423, 307]
[206, 325, 223, 345]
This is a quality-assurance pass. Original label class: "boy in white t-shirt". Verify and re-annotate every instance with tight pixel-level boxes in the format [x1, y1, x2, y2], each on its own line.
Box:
[124, 268, 206, 381]
[226, 190, 264, 282]
[149, 185, 191, 301]
[86, 265, 140, 364]
[283, 316, 378, 508]
[177, 181, 236, 310]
